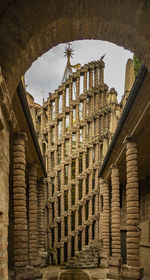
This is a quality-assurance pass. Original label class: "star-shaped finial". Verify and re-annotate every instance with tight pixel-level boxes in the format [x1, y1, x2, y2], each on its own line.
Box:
[64, 43, 74, 63]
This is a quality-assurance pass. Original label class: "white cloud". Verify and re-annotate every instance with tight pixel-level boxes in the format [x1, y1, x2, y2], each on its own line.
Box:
[25, 40, 133, 104]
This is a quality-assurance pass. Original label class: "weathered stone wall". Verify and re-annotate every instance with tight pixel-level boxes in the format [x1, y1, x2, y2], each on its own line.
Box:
[139, 179, 150, 277]
[1, 0, 150, 96]
[33, 59, 121, 266]
[0, 103, 10, 280]
[67, 245, 99, 268]
[0, 66, 16, 280]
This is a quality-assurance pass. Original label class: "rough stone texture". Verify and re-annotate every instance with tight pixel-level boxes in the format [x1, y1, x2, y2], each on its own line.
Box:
[13, 134, 28, 270]
[66, 245, 99, 268]
[0, 1, 150, 95]
[0, 63, 47, 280]
[58, 269, 91, 280]
[101, 180, 110, 268]
[0, 74, 10, 280]
[37, 179, 47, 267]
[28, 164, 39, 267]
[28, 59, 121, 265]
[107, 165, 122, 280]
[139, 179, 150, 278]
[126, 140, 140, 269]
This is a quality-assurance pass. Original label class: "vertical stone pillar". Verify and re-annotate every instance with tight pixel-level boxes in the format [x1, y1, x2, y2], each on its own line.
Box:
[68, 214, 71, 259]
[95, 67, 99, 86]
[75, 233, 78, 254]
[28, 163, 39, 267]
[100, 65, 104, 85]
[89, 198, 92, 220]
[68, 238, 71, 260]
[89, 223, 92, 243]
[75, 184, 78, 206]
[38, 179, 47, 267]
[69, 83, 72, 104]
[82, 228, 85, 249]
[89, 69, 93, 89]
[55, 96, 58, 118]
[122, 138, 143, 280]
[13, 133, 28, 276]
[84, 71, 87, 92]
[89, 148, 93, 168]
[68, 189, 71, 210]
[108, 165, 122, 279]
[83, 152, 86, 171]
[95, 194, 98, 215]
[101, 180, 110, 267]
[76, 77, 80, 98]
[41, 108, 45, 132]
[62, 89, 66, 109]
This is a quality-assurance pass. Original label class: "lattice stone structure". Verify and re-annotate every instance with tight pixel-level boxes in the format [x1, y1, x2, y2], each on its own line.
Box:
[28, 59, 121, 265]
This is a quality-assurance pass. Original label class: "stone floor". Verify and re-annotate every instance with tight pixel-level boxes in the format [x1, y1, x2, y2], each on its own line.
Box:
[42, 266, 108, 280]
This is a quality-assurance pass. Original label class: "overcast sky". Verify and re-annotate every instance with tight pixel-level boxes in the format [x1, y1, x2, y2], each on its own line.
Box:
[25, 40, 133, 105]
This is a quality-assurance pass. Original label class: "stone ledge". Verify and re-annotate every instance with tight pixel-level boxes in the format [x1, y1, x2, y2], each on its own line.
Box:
[122, 264, 143, 280]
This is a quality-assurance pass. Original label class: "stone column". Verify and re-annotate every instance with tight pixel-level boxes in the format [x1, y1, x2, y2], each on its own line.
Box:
[28, 163, 39, 267]
[89, 69, 93, 89]
[100, 65, 104, 85]
[95, 67, 99, 86]
[75, 233, 78, 254]
[13, 133, 28, 277]
[41, 108, 45, 132]
[82, 228, 85, 249]
[122, 138, 143, 280]
[69, 83, 72, 104]
[84, 71, 87, 92]
[48, 101, 51, 123]
[13, 133, 27, 265]
[101, 180, 110, 267]
[76, 77, 80, 98]
[108, 165, 122, 279]
[89, 198, 92, 220]
[38, 179, 47, 267]
[68, 214, 71, 259]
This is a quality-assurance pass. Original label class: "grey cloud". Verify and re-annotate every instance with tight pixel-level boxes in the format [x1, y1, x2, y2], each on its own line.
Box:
[25, 40, 133, 105]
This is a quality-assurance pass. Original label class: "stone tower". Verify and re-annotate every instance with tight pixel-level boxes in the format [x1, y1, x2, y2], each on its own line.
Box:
[122, 58, 135, 108]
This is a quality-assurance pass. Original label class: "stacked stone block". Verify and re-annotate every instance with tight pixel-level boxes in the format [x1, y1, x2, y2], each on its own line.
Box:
[122, 138, 143, 280]
[13, 133, 28, 270]
[12, 133, 46, 279]
[67, 245, 99, 268]
[36, 59, 120, 265]
[108, 165, 122, 279]
[28, 164, 39, 266]
[101, 180, 110, 268]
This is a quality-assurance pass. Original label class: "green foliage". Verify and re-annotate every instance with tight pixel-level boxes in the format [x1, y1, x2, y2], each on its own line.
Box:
[133, 55, 141, 77]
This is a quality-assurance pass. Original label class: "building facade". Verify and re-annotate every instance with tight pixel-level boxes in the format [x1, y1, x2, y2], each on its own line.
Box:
[28, 57, 123, 265]
[99, 65, 150, 279]
[0, 71, 47, 280]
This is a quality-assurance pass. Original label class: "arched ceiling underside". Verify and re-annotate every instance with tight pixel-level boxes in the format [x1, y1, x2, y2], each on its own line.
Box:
[0, 0, 150, 95]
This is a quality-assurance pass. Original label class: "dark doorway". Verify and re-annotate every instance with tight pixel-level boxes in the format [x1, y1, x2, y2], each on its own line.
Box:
[71, 236, 75, 257]
[57, 248, 61, 265]
[121, 230, 127, 264]
[64, 242, 68, 262]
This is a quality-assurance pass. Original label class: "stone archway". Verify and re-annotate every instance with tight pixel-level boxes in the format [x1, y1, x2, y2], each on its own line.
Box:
[0, 0, 150, 96]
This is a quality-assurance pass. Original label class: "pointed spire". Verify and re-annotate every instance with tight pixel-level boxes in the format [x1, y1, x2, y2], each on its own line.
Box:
[62, 43, 74, 83]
